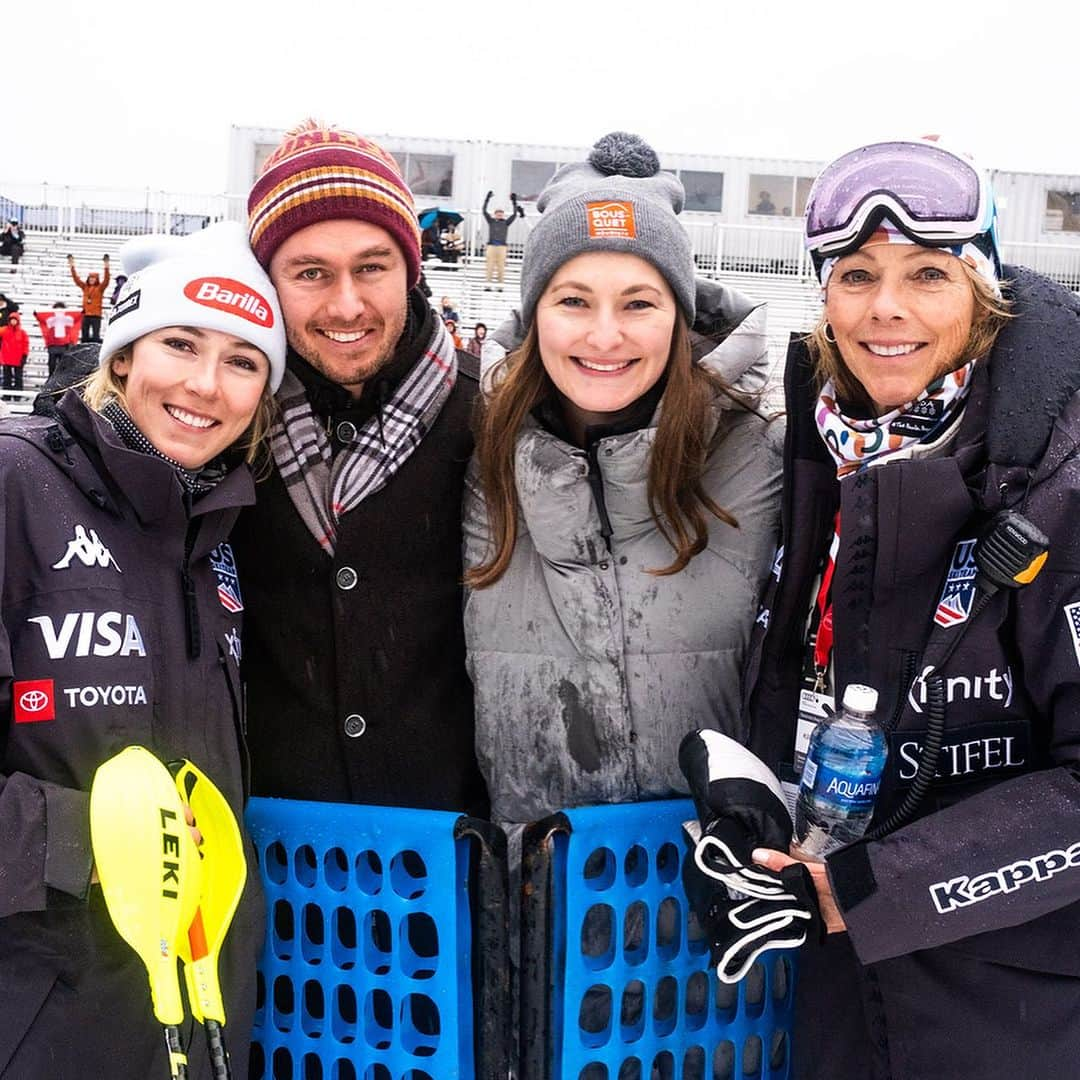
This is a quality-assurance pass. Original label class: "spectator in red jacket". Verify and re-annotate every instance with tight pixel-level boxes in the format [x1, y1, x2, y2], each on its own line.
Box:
[33, 302, 82, 376]
[68, 253, 110, 343]
[0, 311, 29, 398]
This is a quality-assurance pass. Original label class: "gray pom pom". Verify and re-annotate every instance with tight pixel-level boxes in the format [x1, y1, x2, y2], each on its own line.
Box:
[588, 132, 660, 178]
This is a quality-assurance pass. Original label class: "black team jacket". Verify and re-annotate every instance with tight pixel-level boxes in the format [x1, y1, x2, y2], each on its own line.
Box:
[231, 291, 489, 816]
[0, 391, 264, 1078]
[743, 268, 1080, 1079]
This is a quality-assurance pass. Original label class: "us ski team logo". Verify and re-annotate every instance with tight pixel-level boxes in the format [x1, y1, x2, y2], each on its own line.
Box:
[1065, 601, 1080, 671]
[935, 539, 977, 628]
[52, 525, 121, 572]
[210, 544, 243, 613]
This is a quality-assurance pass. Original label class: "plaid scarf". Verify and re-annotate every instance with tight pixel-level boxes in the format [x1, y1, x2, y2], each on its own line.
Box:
[270, 316, 458, 554]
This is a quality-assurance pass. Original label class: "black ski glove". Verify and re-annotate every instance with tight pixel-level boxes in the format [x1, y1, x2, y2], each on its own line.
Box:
[679, 729, 822, 983]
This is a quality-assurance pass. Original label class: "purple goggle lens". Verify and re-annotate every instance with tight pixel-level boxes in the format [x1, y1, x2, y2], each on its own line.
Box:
[805, 141, 989, 254]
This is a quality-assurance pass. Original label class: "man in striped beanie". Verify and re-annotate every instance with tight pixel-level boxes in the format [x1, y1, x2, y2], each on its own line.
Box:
[233, 121, 488, 816]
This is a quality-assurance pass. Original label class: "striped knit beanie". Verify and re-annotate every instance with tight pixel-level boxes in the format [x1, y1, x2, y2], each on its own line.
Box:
[247, 120, 421, 288]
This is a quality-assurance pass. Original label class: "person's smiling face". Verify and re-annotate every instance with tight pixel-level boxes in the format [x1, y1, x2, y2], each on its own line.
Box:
[536, 251, 677, 437]
[825, 243, 975, 413]
[111, 326, 269, 468]
[269, 219, 408, 397]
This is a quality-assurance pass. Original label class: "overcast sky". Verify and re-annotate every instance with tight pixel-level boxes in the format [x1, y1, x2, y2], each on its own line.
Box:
[10, 0, 1079, 195]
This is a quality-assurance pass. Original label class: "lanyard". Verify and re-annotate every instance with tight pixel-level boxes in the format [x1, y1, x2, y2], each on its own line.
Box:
[812, 512, 841, 688]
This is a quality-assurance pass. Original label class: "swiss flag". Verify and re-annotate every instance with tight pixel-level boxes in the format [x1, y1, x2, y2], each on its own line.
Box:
[14, 679, 55, 723]
[34, 310, 82, 347]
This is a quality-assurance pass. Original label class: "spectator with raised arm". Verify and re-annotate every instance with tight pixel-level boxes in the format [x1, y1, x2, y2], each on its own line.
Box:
[482, 190, 521, 289]
[68, 253, 110, 343]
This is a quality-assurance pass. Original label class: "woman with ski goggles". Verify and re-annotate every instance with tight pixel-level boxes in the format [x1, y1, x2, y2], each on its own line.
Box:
[742, 138, 1080, 1078]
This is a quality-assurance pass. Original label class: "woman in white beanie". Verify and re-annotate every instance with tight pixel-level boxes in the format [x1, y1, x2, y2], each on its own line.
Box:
[0, 221, 284, 1077]
[463, 132, 784, 831]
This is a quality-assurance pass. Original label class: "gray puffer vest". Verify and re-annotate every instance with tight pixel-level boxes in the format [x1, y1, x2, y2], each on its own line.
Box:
[464, 282, 784, 826]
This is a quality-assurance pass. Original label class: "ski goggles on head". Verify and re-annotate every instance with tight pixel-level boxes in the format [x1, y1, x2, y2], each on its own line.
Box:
[804, 140, 998, 261]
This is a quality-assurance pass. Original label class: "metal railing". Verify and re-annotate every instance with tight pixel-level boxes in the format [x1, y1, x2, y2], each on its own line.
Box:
[7, 179, 1080, 291]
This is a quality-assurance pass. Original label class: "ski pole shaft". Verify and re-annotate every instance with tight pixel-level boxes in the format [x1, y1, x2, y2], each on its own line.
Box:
[164, 1024, 189, 1080]
[205, 1019, 232, 1080]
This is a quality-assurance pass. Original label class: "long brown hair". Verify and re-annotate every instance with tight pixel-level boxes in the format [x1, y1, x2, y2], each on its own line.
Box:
[807, 259, 1013, 408]
[466, 309, 741, 588]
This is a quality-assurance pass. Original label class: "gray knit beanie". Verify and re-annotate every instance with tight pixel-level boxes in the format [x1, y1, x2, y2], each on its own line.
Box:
[519, 132, 696, 326]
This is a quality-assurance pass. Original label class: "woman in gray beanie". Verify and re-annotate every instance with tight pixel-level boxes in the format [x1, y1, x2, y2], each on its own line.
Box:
[463, 132, 784, 830]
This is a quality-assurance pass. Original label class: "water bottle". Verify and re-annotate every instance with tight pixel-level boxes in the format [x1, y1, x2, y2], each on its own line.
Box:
[794, 684, 888, 861]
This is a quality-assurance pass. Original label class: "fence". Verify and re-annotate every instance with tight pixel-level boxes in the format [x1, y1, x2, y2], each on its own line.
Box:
[245, 799, 509, 1079]
[246, 798, 798, 1079]
[520, 802, 797, 1080]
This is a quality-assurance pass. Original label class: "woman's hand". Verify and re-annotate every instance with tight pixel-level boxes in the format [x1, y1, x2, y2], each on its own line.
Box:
[752, 846, 848, 933]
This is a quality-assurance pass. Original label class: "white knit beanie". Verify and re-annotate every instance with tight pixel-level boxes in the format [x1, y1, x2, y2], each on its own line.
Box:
[100, 221, 286, 390]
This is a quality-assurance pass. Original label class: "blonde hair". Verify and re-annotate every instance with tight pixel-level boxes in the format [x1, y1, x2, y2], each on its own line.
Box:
[466, 309, 744, 589]
[83, 347, 278, 470]
[807, 259, 1013, 408]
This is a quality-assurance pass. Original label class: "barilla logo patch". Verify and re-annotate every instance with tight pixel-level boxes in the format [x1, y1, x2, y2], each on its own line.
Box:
[14, 679, 55, 723]
[183, 278, 273, 327]
[587, 201, 636, 239]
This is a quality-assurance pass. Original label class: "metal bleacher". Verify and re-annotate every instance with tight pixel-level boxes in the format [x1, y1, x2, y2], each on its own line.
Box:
[422, 254, 823, 400]
[4, 228, 822, 416]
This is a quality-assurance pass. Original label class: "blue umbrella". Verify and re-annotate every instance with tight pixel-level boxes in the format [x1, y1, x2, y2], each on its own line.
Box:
[418, 208, 463, 230]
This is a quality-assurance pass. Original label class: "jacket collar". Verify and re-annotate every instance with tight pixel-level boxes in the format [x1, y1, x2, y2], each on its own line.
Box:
[55, 390, 255, 530]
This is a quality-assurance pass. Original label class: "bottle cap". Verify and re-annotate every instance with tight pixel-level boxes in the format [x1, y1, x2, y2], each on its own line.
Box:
[842, 683, 878, 713]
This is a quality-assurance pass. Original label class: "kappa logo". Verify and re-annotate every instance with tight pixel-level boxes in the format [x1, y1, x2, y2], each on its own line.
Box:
[907, 663, 1013, 715]
[210, 543, 243, 613]
[934, 538, 977, 627]
[771, 544, 784, 582]
[184, 278, 273, 327]
[1064, 601, 1080, 671]
[13, 679, 55, 723]
[28, 612, 147, 660]
[930, 840, 1080, 914]
[52, 525, 121, 573]
[586, 201, 636, 240]
[225, 626, 242, 664]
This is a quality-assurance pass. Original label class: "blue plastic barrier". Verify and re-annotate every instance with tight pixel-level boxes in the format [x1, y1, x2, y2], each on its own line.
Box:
[521, 800, 798, 1080]
[245, 797, 507, 1080]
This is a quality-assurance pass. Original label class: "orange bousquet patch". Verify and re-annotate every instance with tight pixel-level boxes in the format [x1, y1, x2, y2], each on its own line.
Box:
[587, 201, 636, 239]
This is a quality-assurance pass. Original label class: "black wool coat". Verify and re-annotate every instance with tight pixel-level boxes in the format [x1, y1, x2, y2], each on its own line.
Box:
[231, 295, 488, 815]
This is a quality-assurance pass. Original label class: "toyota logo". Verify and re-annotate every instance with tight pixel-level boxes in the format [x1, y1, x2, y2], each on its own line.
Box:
[18, 690, 49, 712]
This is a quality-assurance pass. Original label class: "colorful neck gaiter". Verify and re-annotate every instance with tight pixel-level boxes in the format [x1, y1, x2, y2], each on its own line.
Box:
[815, 360, 976, 477]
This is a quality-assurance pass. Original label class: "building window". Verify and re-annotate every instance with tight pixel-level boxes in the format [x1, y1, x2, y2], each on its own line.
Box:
[252, 143, 278, 181]
[397, 153, 455, 198]
[1045, 191, 1080, 232]
[510, 161, 559, 202]
[748, 174, 815, 217]
[678, 170, 724, 213]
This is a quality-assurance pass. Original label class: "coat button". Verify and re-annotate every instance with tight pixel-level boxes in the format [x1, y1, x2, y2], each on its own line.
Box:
[598, 561, 610, 571]
[344, 714, 366, 738]
[335, 420, 358, 445]
[336, 566, 358, 590]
